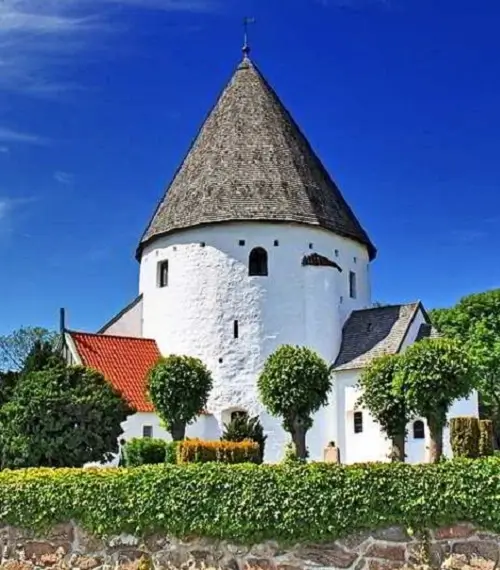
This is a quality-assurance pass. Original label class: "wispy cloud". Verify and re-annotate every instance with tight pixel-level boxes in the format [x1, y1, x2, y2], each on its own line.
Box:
[0, 196, 35, 238]
[0, 0, 217, 96]
[54, 171, 75, 185]
[0, 127, 47, 145]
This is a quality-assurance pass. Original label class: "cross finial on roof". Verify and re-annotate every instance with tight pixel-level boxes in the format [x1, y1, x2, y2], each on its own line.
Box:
[242, 17, 256, 57]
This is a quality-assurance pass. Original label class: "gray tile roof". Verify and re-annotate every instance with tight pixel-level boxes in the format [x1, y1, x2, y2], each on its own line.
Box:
[334, 303, 422, 371]
[302, 253, 342, 271]
[137, 56, 376, 260]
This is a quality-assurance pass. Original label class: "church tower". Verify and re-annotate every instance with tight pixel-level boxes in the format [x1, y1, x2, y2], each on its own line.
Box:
[136, 53, 376, 459]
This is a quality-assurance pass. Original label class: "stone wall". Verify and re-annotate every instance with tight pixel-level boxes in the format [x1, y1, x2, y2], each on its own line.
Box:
[1, 523, 498, 570]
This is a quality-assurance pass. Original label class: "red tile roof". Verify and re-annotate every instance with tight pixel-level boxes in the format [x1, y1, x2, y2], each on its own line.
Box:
[68, 331, 161, 412]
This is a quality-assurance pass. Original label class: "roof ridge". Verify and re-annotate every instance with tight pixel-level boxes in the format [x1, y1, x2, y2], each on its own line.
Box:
[67, 330, 157, 343]
[350, 301, 420, 314]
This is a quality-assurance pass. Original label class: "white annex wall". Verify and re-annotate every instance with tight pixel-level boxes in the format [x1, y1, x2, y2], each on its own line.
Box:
[333, 307, 480, 464]
[139, 222, 371, 463]
[99, 298, 143, 338]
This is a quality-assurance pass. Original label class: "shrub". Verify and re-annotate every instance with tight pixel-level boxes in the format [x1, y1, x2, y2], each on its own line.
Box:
[177, 439, 260, 464]
[3, 459, 500, 542]
[449, 417, 480, 458]
[221, 415, 267, 463]
[165, 441, 179, 464]
[123, 438, 168, 467]
[479, 420, 494, 457]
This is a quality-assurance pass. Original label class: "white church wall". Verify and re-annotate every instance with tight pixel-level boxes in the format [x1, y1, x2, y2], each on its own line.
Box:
[139, 222, 371, 463]
[120, 412, 219, 444]
[99, 297, 143, 338]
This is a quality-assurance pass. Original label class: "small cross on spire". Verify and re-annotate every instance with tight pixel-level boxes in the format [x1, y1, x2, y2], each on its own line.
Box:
[242, 17, 256, 57]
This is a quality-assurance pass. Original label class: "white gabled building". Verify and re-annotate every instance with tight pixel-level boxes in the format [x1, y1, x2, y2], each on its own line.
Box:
[65, 49, 478, 464]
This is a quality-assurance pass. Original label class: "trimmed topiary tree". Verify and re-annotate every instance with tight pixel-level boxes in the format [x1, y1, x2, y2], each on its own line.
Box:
[479, 420, 494, 457]
[148, 355, 213, 441]
[358, 353, 409, 462]
[395, 338, 475, 463]
[258, 345, 331, 460]
[449, 417, 480, 458]
[221, 414, 267, 463]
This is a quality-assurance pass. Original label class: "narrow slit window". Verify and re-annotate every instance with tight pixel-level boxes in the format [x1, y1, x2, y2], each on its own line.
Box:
[143, 425, 153, 438]
[353, 412, 363, 434]
[158, 260, 169, 288]
[234, 320, 239, 339]
[413, 420, 425, 440]
[249, 247, 268, 276]
[349, 271, 357, 299]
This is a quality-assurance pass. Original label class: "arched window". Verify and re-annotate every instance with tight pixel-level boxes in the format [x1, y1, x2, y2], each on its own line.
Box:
[231, 410, 248, 423]
[413, 420, 425, 440]
[353, 411, 363, 434]
[249, 247, 268, 276]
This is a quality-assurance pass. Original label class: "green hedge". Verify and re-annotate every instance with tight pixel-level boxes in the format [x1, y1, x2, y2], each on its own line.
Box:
[2, 460, 500, 542]
[123, 438, 168, 466]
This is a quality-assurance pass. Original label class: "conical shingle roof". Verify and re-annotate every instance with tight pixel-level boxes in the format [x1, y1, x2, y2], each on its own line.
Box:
[137, 56, 376, 260]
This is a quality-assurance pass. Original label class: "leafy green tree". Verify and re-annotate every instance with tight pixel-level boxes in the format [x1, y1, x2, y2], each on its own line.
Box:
[358, 353, 409, 462]
[221, 414, 267, 463]
[148, 355, 213, 441]
[394, 337, 475, 463]
[431, 289, 500, 447]
[0, 327, 56, 372]
[0, 365, 131, 468]
[258, 345, 331, 460]
[22, 340, 65, 376]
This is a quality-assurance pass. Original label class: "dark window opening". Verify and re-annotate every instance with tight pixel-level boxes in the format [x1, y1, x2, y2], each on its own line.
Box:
[349, 271, 357, 299]
[413, 420, 425, 440]
[249, 247, 268, 276]
[274, 240, 279, 247]
[354, 412, 363, 434]
[231, 410, 248, 422]
[158, 260, 169, 288]
[335, 249, 339, 257]
[218, 357, 223, 364]
[143, 425, 153, 438]
[239, 240, 246, 246]
[200, 242, 206, 247]
[234, 320, 239, 339]
[353, 256, 357, 263]
[309, 243, 314, 249]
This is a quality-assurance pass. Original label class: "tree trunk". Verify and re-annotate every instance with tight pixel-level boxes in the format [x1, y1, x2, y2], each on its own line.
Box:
[170, 422, 186, 441]
[291, 420, 308, 460]
[426, 416, 444, 463]
[391, 433, 405, 462]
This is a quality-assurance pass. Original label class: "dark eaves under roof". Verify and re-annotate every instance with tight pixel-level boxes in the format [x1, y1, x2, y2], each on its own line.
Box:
[334, 302, 430, 371]
[137, 55, 376, 261]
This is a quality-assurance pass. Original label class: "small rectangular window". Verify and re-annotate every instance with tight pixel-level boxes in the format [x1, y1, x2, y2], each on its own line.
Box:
[353, 256, 357, 263]
[239, 240, 246, 246]
[143, 425, 153, 438]
[353, 412, 363, 434]
[233, 320, 239, 339]
[309, 243, 314, 249]
[349, 271, 357, 299]
[158, 260, 169, 288]
[335, 249, 339, 257]
[274, 240, 279, 247]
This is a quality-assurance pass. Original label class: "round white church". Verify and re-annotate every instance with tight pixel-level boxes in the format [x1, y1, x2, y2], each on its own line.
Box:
[65, 51, 478, 464]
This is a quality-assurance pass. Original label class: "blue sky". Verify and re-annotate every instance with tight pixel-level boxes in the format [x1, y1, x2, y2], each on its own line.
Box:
[1, 0, 499, 335]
